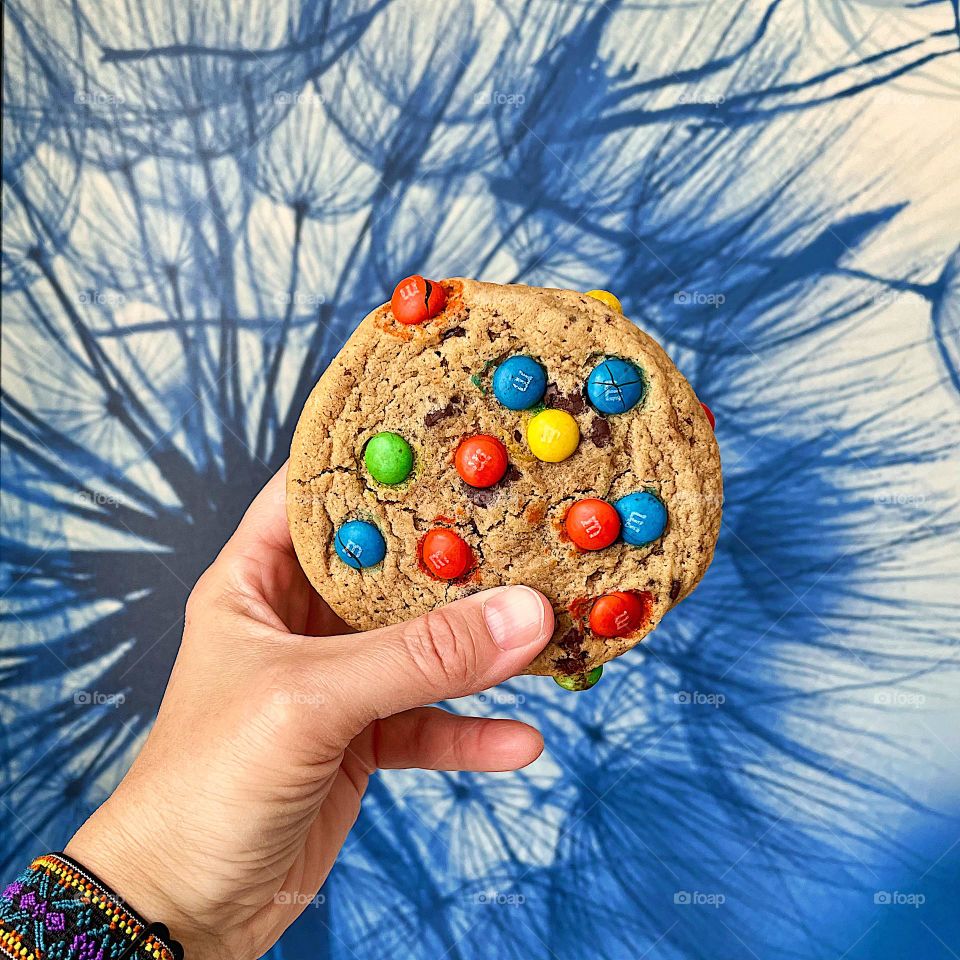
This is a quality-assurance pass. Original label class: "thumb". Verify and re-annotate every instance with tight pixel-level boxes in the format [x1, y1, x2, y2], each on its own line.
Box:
[321, 586, 554, 733]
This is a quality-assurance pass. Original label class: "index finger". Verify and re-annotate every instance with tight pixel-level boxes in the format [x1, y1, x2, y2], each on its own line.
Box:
[226, 461, 296, 561]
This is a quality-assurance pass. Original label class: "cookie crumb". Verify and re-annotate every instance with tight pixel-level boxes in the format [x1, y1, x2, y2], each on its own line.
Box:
[524, 501, 547, 525]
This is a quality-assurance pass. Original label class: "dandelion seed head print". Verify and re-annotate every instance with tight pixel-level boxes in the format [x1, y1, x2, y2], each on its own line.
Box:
[2, 1, 959, 958]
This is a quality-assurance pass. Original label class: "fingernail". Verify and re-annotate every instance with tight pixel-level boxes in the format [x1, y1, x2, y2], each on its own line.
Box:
[483, 586, 548, 651]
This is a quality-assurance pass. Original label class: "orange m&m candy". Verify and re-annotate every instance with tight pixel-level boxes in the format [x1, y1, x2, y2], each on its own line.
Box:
[588, 591, 649, 638]
[391, 275, 447, 325]
[421, 528, 473, 580]
[564, 498, 620, 550]
[455, 435, 508, 488]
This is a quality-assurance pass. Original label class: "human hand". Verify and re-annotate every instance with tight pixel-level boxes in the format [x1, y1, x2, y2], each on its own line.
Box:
[65, 464, 554, 959]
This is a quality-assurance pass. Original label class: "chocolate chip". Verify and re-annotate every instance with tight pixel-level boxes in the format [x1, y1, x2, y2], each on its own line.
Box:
[589, 418, 612, 448]
[463, 464, 519, 505]
[513, 429, 522, 443]
[501, 463, 521, 484]
[463, 486, 498, 507]
[543, 383, 585, 415]
[557, 628, 583, 652]
[424, 401, 458, 426]
[669, 578, 682, 601]
[554, 653, 588, 675]
[441, 325, 466, 340]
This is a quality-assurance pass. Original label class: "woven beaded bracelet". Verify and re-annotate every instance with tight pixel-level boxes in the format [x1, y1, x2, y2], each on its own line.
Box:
[1, 852, 184, 960]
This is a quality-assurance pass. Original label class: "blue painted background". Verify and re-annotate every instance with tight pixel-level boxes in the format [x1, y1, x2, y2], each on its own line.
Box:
[2, 1, 959, 957]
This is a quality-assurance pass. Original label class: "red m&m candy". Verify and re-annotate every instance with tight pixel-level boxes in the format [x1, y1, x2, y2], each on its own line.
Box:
[421, 528, 473, 580]
[391, 275, 447, 325]
[564, 498, 620, 550]
[588, 591, 649, 638]
[455, 435, 508, 488]
[700, 402, 715, 430]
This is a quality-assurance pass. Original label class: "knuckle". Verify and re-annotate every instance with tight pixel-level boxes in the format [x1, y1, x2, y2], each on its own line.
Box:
[401, 609, 479, 691]
[184, 565, 218, 623]
[256, 665, 346, 750]
[184, 561, 268, 627]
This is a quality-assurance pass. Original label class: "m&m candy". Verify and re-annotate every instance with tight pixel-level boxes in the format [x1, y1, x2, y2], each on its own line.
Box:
[700, 402, 716, 430]
[455, 435, 508, 488]
[554, 665, 604, 691]
[564, 498, 620, 550]
[585, 289, 623, 314]
[527, 409, 580, 463]
[586, 358, 645, 415]
[493, 356, 547, 410]
[614, 491, 667, 546]
[365, 431, 413, 485]
[588, 592, 648, 638]
[334, 520, 386, 570]
[421, 527, 473, 580]
[391, 275, 446, 325]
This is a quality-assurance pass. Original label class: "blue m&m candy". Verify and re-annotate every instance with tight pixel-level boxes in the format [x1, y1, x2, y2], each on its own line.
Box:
[493, 355, 547, 410]
[334, 520, 386, 569]
[614, 492, 667, 545]
[586, 358, 645, 415]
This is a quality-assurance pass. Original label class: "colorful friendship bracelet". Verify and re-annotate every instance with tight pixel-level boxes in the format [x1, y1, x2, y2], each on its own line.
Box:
[0, 853, 183, 960]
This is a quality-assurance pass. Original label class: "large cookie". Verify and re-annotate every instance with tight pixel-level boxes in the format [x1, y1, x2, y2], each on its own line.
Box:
[287, 278, 722, 682]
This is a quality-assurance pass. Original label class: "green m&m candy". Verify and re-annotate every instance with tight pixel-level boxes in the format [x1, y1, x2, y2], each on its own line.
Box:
[364, 431, 413, 485]
[554, 665, 603, 691]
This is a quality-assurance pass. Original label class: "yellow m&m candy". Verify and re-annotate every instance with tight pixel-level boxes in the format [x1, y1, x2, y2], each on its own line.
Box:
[585, 289, 623, 314]
[527, 409, 580, 462]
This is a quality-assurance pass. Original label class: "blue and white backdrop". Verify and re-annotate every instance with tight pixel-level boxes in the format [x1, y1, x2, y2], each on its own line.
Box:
[2, 1, 959, 957]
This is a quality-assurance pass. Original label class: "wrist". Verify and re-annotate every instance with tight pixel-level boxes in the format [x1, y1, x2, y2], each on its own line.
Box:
[65, 802, 216, 958]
